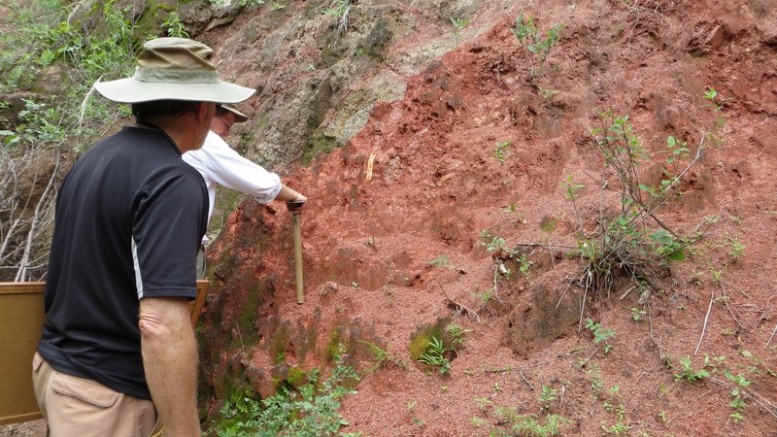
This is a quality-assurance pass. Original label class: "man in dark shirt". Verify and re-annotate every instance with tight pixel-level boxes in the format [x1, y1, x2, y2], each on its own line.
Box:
[33, 37, 254, 437]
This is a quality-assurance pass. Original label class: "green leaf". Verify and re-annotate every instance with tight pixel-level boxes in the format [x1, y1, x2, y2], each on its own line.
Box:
[666, 249, 686, 261]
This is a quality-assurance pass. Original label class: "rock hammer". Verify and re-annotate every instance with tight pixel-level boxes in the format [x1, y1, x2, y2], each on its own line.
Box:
[287, 200, 305, 304]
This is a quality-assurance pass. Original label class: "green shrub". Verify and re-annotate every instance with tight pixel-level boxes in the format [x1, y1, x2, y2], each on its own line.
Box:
[570, 110, 698, 297]
[214, 365, 359, 437]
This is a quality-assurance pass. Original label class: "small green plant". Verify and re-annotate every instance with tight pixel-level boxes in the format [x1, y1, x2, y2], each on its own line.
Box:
[474, 396, 493, 412]
[418, 337, 451, 374]
[540, 216, 558, 233]
[428, 254, 454, 269]
[673, 356, 710, 382]
[724, 371, 750, 423]
[600, 403, 629, 435]
[479, 230, 533, 282]
[417, 324, 470, 375]
[162, 12, 189, 38]
[601, 420, 630, 435]
[665, 135, 690, 167]
[511, 14, 563, 77]
[323, 0, 352, 46]
[538, 385, 559, 412]
[358, 340, 406, 373]
[703, 87, 718, 102]
[470, 416, 486, 427]
[470, 289, 493, 304]
[450, 17, 470, 30]
[270, 1, 286, 11]
[539, 87, 558, 101]
[561, 174, 584, 219]
[446, 323, 471, 348]
[591, 377, 605, 393]
[703, 87, 732, 111]
[563, 175, 585, 201]
[630, 307, 646, 322]
[493, 141, 511, 163]
[516, 253, 532, 276]
[481, 231, 509, 254]
[323, 0, 349, 17]
[208, 0, 255, 6]
[502, 202, 527, 223]
[580, 362, 606, 394]
[585, 319, 616, 354]
[726, 237, 745, 261]
[492, 407, 570, 436]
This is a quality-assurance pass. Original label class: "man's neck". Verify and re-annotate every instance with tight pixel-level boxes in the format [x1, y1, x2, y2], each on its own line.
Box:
[144, 116, 198, 153]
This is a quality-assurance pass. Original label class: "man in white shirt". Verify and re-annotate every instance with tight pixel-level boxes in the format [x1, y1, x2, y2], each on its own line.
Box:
[183, 104, 307, 274]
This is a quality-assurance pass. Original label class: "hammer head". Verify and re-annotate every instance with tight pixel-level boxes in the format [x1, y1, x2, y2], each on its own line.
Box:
[286, 200, 305, 214]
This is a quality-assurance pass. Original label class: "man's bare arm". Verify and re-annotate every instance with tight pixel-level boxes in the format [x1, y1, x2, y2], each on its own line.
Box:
[139, 297, 201, 437]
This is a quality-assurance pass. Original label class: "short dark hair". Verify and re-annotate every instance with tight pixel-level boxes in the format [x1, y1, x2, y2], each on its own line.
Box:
[131, 100, 202, 123]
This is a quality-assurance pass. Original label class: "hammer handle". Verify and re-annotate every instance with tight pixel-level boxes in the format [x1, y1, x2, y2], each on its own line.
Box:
[293, 212, 304, 304]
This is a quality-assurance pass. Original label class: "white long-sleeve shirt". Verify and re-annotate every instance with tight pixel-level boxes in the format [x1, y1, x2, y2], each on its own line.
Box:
[183, 130, 282, 240]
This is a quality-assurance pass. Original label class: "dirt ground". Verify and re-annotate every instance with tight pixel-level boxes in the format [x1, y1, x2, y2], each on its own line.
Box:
[4, 0, 777, 436]
[199, 0, 777, 436]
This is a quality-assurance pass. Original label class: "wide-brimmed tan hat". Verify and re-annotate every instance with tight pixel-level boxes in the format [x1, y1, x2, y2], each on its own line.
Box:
[95, 37, 255, 104]
[220, 104, 248, 123]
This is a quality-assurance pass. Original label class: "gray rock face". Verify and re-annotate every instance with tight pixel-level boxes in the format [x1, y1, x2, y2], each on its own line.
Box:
[178, 0, 505, 169]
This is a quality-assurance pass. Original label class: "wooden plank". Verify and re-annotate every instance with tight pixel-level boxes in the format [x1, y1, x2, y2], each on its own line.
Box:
[0, 282, 45, 426]
[0, 280, 210, 425]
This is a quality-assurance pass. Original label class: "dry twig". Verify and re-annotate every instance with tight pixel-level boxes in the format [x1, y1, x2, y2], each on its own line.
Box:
[436, 280, 480, 322]
[694, 291, 714, 355]
[716, 281, 743, 332]
[766, 324, 777, 349]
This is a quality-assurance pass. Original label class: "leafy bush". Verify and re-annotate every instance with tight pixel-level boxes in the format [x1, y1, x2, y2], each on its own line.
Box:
[0, 0, 168, 280]
[214, 365, 359, 437]
[1, 0, 139, 97]
[568, 110, 701, 298]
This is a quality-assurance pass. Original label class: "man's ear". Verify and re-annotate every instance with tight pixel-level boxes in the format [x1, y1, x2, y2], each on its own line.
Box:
[196, 102, 215, 123]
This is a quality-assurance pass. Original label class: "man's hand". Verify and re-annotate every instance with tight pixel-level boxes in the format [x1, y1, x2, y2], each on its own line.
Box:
[277, 184, 307, 212]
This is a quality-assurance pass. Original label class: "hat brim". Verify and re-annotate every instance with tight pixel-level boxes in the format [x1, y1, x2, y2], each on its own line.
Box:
[221, 105, 249, 123]
[94, 77, 255, 104]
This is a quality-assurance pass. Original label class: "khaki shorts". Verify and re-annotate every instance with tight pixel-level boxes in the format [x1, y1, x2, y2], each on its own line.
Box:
[32, 352, 162, 437]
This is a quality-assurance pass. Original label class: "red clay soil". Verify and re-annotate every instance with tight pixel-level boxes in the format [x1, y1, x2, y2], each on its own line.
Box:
[199, 1, 777, 436]
[5, 1, 777, 437]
